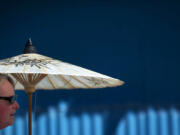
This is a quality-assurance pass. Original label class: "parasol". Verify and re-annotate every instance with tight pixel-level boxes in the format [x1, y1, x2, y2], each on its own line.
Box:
[0, 39, 124, 135]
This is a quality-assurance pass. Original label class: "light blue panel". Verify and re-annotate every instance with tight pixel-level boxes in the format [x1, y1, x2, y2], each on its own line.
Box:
[58, 101, 69, 113]
[70, 116, 80, 135]
[32, 112, 36, 135]
[148, 108, 158, 135]
[49, 107, 57, 135]
[92, 113, 103, 135]
[115, 119, 126, 135]
[25, 112, 29, 135]
[138, 111, 146, 135]
[4, 125, 13, 135]
[59, 113, 69, 135]
[81, 113, 92, 135]
[15, 117, 25, 135]
[37, 114, 48, 135]
[59, 102, 69, 135]
[159, 110, 168, 135]
[127, 112, 137, 135]
[170, 108, 179, 135]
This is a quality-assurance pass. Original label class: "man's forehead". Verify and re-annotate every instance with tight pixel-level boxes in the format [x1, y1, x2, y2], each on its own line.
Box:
[0, 79, 14, 96]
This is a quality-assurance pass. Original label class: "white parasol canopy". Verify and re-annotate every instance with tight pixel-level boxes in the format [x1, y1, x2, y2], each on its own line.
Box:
[0, 53, 124, 90]
[0, 38, 124, 135]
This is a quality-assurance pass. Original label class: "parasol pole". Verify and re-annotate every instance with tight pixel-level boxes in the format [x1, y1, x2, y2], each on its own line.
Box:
[25, 87, 35, 135]
[23, 38, 37, 135]
[28, 92, 32, 135]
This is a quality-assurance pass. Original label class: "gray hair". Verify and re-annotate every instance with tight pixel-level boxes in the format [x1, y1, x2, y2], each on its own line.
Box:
[0, 74, 14, 87]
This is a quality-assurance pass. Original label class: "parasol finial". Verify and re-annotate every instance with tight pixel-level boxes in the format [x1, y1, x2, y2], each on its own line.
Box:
[23, 38, 37, 54]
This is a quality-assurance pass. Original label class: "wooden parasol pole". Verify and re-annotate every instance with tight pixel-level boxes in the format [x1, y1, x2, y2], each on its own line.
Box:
[25, 87, 35, 135]
[28, 92, 32, 135]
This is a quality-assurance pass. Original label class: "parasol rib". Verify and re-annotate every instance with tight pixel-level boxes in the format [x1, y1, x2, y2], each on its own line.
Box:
[14, 80, 18, 86]
[32, 74, 38, 82]
[20, 73, 27, 83]
[71, 76, 92, 88]
[47, 75, 56, 89]
[28, 74, 33, 83]
[33, 74, 47, 85]
[12, 74, 26, 86]
[58, 75, 75, 89]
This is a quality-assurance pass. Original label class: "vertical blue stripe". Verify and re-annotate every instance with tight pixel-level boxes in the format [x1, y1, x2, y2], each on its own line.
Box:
[59, 102, 69, 135]
[4, 126, 13, 135]
[138, 112, 146, 135]
[115, 119, 126, 135]
[49, 107, 57, 135]
[32, 112, 36, 135]
[70, 116, 80, 135]
[159, 110, 168, 135]
[81, 113, 91, 135]
[59, 114, 69, 135]
[127, 112, 137, 135]
[171, 108, 179, 135]
[25, 112, 29, 135]
[92, 113, 103, 135]
[148, 108, 158, 135]
[37, 114, 48, 135]
[15, 117, 24, 135]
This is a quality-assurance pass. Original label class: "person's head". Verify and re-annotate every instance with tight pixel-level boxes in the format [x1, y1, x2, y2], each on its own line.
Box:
[0, 74, 19, 129]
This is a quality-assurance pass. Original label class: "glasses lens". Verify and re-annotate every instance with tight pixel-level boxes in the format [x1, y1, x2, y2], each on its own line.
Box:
[11, 95, 17, 104]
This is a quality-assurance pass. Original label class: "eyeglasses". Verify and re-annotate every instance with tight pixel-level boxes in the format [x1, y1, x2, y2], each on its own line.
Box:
[0, 95, 17, 104]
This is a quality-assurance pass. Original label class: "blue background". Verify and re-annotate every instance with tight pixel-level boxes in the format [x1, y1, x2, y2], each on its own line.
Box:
[0, 1, 180, 135]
